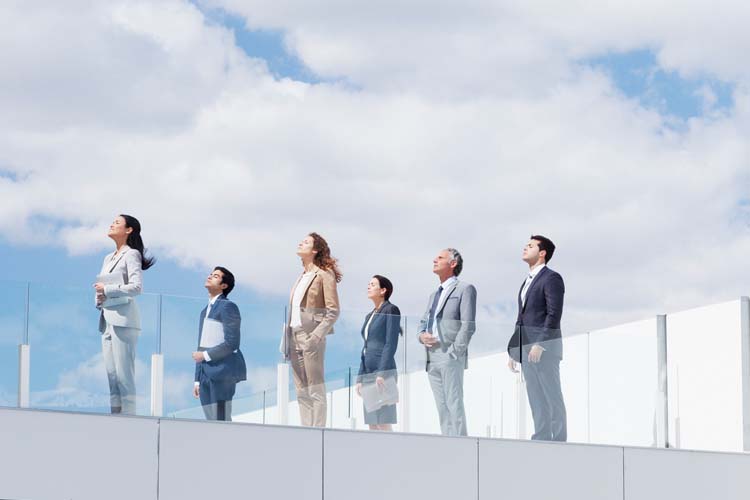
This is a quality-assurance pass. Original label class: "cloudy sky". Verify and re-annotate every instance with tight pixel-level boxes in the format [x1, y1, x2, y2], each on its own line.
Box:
[1, 0, 749, 337]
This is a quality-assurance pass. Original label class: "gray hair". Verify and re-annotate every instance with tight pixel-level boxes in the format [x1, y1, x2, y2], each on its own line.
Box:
[444, 248, 463, 276]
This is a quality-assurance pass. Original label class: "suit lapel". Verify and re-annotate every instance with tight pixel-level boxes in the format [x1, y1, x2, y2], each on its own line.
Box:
[521, 266, 548, 312]
[288, 266, 320, 306]
[436, 281, 458, 316]
[105, 246, 130, 273]
[361, 310, 374, 340]
[302, 268, 320, 301]
[198, 305, 208, 343]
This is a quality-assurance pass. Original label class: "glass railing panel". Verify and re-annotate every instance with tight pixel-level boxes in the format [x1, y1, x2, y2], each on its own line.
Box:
[324, 367, 353, 429]
[229, 390, 268, 424]
[399, 317, 517, 437]
[229, 301, 285, 421]
[462, 319, 515, 439]
[557, 330, 589, 443]
[588, 318, 657, 447]
[666, 300, 744, 452]
[160, 293, 211, 418]
[162, 295, 286, 423]
[0, 281, 27, 407]
[396, 313, 436, 434]
[26, 282, 157, 415]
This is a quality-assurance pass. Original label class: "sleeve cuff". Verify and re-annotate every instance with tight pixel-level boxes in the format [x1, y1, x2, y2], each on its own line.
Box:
[194, 381, 200, 387]
[203, 351, 211, 362]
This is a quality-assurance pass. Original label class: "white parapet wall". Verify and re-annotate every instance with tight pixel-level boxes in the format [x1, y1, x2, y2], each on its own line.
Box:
[1, 406, 749, 500]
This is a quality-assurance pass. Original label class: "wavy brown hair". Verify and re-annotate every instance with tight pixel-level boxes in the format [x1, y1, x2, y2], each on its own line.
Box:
[309, 232, 342, 283]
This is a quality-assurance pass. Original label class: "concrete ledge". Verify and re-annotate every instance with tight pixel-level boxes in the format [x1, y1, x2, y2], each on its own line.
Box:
[2, 407, 750, 500]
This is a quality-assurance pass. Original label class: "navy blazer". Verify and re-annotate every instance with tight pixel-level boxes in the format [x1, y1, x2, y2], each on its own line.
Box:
[194, 295, 247, 392]
[357, 301, 401, 380]
[507, 266, 565, 361]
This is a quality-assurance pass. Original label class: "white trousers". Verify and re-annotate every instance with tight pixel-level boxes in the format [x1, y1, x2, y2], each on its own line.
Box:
[101, 323, 139, 415]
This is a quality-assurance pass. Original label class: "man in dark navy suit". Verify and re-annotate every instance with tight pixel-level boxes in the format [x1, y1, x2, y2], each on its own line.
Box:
[192, 266, 247, 421]
[507, 235, 567, 441]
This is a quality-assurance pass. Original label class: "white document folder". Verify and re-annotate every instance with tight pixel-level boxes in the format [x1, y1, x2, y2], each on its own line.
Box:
[200, 318, 225, 348]
[361, 377, 399, 413]
[96, 273, 129, 308]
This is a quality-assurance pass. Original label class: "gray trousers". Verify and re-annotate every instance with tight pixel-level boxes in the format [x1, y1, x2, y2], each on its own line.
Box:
[101, 323, 138, 415]
[427, 350, 467, 436]
[521, 354, 567, 441]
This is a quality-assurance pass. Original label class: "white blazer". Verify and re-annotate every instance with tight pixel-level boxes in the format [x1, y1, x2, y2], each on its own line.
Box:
[97, 246, 143, 332]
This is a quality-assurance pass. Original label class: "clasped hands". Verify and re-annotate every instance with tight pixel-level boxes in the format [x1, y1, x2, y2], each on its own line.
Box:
[418, 331, 440, 348]
[93, 282, 106, 305]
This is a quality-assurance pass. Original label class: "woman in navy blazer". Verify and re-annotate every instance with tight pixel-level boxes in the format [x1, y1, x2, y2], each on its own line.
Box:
[356, 275, 401, 431]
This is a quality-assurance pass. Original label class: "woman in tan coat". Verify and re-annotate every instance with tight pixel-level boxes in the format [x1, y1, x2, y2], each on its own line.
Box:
[286, 232, 341, 427]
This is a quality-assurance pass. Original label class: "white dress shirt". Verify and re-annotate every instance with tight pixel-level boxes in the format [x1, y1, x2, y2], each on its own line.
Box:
[195, 294, 222, 385]
[290, 271, 316, 328]
[520, 264, 546, 307]
[202, 294, 222, 359]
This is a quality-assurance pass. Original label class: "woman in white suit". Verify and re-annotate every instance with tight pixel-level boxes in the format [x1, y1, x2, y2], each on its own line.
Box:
[94, 215, 155, 415]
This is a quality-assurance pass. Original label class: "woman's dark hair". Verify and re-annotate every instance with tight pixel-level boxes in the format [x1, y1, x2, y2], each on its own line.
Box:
[120, 214, 155, 270]
[373, 275, 393, 301]
[309, 232, 342, 283]
[214, 266, 235, 296]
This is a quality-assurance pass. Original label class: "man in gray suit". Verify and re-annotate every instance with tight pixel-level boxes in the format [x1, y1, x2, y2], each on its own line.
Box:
[418, 248, 477, 436]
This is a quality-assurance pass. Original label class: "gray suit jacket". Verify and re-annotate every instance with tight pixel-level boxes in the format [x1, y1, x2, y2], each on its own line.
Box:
[419, 280, 477, 369]
[97, 246, 143, 332]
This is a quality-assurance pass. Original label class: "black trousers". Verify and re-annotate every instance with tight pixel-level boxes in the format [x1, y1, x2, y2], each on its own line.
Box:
[521, 354, 567, 441]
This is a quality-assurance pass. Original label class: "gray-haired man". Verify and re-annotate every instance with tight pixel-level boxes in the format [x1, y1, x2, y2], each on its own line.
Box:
[418, 248, 477, 436]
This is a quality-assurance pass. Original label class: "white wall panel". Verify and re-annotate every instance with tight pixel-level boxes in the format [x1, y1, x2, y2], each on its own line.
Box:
[324, 429, 478, 500]
[625, 447, 750, 500]
[0, 408, 158, 500]
[479, 439, 623, 500]
[159, 420, 322, 500]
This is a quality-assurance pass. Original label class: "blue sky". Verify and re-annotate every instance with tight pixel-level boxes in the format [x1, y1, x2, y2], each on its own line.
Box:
[585, 49, 734, 121]
[1, 1, 747, 415]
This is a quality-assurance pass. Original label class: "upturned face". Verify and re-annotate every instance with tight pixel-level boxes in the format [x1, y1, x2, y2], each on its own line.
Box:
[204, 269, 226, 295]
[432, 250, 455, 277]
[367, 277, 385, 301]
[296, 235, 316, 258]
[522, 239, 543, 265]
[107, 216, 131, 239]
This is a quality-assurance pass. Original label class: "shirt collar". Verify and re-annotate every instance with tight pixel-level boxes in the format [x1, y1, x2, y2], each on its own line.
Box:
[208, 294, 222, 307]
[440, 276, 458, 289]
[528, 263, 546, 279]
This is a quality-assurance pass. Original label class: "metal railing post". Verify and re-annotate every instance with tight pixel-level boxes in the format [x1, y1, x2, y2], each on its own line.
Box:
[740, 297, 750, 451]
[655, 314, 670, 448]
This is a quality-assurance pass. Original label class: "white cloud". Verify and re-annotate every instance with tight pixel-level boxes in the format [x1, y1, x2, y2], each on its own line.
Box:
[0, 0, 748, 341]
[208, 0, 750, 93]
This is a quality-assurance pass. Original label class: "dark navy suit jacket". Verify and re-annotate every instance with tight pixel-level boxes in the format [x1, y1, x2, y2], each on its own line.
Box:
[507, 266, 565, 361]
[357, 301, 401, 381]
[194, 295, 247, 400]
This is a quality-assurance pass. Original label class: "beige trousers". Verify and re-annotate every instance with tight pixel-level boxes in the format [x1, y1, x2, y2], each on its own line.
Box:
[290, 327, 327, 427]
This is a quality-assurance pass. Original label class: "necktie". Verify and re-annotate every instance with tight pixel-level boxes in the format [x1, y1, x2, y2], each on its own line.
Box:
[427, 286, 443, 333]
